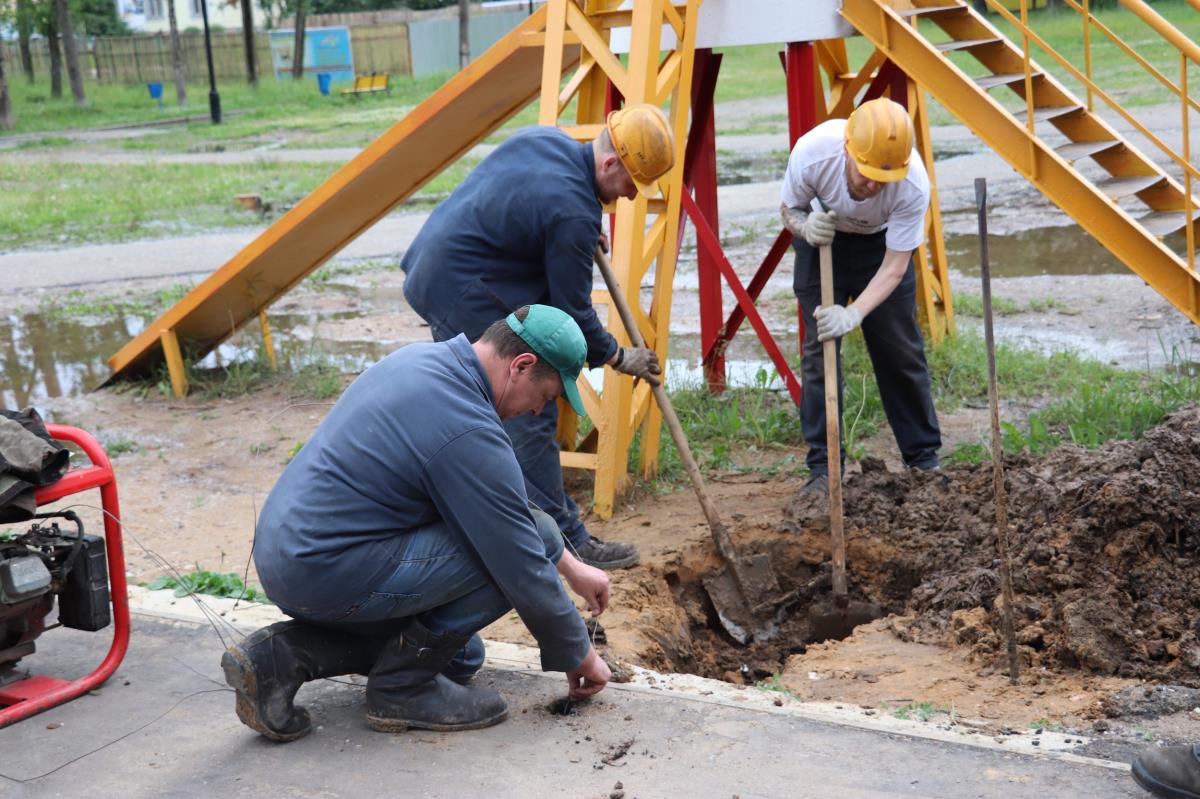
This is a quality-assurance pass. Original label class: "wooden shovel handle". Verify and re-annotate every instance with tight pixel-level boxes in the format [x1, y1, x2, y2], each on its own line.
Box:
[593, 248, 740, 566]
[819, 243, 848, 606]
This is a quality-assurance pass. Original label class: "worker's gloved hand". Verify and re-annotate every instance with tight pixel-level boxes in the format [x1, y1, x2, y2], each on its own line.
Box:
[801, 209, 838, 247]
[613, 346, 662, 386]
[567, 647, 612, 701]
[813, 304, 862, 341]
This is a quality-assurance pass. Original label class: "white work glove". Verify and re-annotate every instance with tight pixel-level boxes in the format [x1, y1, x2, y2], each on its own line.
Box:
[612, 346, 662, 386]
[801, 208, 838, 247]
[813, 304, 862, 342]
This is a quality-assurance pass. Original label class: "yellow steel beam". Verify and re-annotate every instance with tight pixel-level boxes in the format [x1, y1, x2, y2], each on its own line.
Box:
[842, 0, 1200, 324]
[109, 8, 575, 382]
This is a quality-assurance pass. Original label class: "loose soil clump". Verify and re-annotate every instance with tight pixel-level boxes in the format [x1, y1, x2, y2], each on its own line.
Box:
[653, 406, 1200, 686]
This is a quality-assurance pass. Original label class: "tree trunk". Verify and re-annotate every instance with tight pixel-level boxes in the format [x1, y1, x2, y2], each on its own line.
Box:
[0, 40, 13, 130]
[167, 0, 187, 104]
[54, 0, 86, 106]
[16, 0, 35, 83]
[291, 0, 306, 79]
[47, 15, 63, 99]
[241, 0, 257, 86]
[458, 0, 470, 69]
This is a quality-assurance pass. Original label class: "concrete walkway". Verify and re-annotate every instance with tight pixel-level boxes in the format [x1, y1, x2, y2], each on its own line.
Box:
[0, 597, 1141, 799]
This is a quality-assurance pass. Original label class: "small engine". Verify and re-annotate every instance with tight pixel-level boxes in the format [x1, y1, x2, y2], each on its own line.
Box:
[0, 511, 111, 679]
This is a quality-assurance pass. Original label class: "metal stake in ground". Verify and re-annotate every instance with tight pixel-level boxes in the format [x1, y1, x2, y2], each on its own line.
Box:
[976, 177, 1020, 685]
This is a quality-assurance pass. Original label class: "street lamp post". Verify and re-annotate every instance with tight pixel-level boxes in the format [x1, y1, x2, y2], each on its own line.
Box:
[198, 0, 221, 123]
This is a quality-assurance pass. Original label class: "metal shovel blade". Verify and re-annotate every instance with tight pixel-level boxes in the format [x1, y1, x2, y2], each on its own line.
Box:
[702, 554, 781, 645]
[807, 598, 883, 643]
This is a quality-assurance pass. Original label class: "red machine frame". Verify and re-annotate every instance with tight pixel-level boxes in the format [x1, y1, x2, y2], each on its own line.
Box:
[0, 425, 130, 727]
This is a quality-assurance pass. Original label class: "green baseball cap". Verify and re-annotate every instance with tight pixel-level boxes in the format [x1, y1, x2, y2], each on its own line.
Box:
[506, 305, 588, 418]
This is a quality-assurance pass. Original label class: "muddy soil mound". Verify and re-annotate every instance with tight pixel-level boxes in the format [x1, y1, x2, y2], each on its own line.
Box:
[832, 405, 1200, 684]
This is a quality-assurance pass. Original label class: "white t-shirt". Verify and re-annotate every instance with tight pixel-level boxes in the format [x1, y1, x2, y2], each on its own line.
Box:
[780, 119, 931, 253]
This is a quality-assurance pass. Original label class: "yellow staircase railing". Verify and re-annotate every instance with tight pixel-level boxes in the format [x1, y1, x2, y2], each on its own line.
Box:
[842, 0, 1200, 324]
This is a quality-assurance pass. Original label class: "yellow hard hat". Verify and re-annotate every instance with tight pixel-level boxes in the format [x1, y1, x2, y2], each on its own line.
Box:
[844, 98, 914, 183]
[606, 103, 675, 197]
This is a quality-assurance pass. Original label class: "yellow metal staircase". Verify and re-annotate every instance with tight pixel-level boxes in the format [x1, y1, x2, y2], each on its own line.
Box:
[842, 0, 1200, 324]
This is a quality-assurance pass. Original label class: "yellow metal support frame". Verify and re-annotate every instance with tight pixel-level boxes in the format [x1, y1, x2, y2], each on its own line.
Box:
[541, 0, 701, 518]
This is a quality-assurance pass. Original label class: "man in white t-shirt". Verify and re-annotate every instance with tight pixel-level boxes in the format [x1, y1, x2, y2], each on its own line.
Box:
[779, 98, 942, 502]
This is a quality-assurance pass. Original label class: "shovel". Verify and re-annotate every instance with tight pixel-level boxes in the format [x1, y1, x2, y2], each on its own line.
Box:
[806, 240, 883, 642]
[593, 248, 779, 645]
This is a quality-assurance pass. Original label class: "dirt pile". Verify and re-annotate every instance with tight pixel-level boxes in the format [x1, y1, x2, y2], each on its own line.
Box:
[653, 405, 1200, 686]
[853, 404, 1200, 684]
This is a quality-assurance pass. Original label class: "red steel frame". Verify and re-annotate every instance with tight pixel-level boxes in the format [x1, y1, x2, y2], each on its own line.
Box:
[682, 42, 822, 406]
[0, 425, 130, 727]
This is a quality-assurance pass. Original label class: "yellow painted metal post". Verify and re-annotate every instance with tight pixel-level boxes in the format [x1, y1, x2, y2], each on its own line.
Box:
[593, 0, 668, 517]
[1183, 53, 1195, 274]
[1082, 0, 1094, 112]
[911, 83, 954, 342]
[159, 328, 188, 397]
[1019, 0, 1037, 180]
[639, 0, 700, 479]
[259, 309, 278, 370]
[539, 0, 568, 124]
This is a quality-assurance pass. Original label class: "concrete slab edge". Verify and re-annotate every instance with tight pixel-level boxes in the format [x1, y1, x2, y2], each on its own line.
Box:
[126, 587, 1129, 774]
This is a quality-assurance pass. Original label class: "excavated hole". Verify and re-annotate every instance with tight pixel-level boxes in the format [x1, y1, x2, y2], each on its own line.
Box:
[654, 525, 908, 684]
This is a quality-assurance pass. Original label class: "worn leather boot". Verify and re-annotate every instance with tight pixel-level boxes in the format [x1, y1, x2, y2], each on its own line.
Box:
[365, 621, 508, 733]
[1133, 743, 1200, 799]
[221, 620, 383, 742]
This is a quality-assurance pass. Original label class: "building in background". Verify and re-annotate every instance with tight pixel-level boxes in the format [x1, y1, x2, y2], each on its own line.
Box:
[137, 0, 259, 34]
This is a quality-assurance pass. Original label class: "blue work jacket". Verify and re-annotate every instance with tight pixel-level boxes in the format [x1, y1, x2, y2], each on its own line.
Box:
[401, 126, 619, 368]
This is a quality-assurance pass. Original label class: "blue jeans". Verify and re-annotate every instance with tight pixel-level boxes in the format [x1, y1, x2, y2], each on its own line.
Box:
[283, 506, 564, 679]
[429, 321, 591, 550]
[793, 231, 942, 475]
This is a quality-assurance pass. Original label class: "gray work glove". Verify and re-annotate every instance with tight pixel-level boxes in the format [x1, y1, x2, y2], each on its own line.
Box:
[612, 346, 662, 386]
[813, 304, 862, 342]
[801, 208, 838, 247]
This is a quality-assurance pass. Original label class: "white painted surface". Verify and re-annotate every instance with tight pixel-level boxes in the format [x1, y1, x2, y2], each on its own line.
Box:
[610, 0, 856, 52]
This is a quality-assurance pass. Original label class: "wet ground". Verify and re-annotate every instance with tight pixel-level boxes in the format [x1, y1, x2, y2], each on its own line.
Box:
[3, 95, 1199, 762]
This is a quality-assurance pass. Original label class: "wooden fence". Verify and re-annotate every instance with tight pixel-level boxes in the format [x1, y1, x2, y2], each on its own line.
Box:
[21, 25, 411, 86]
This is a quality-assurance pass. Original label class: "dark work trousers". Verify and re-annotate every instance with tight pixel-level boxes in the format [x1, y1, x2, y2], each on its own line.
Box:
[792, 230, 942, 476]
[428, 321, 591, 550]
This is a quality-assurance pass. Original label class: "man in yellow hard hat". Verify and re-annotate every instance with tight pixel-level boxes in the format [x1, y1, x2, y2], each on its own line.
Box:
[402, 103, 674, 573]
[779, 97, 942, 504]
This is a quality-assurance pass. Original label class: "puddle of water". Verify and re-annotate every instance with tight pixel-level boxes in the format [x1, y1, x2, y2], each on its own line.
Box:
[946, 225, 1128, 277]
[2, 303, 790, 410]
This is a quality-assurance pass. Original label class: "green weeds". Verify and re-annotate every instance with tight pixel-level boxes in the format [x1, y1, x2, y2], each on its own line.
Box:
[889, 701, 953, 723]
[756, 672, 803, 701]
[146, 568, 269, 603]
[1030, 718, 1063, 732]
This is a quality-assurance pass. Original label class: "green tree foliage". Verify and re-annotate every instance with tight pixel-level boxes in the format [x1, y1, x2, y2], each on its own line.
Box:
[73, 0, 131, 35]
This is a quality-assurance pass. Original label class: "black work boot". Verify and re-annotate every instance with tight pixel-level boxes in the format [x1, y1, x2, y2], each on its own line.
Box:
[573, 535, 639, 571]
[1133, 743, 1200, 799]
[784, 473, 829, 529]
[365, 621, 508, 733]
[221, 620, 383, 742]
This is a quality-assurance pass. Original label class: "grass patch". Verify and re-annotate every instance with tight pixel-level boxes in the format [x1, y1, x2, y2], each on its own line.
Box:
[38, 283, 192, 321]
[953, 294, 1074, 318]
[627, 328, 1198, 485]
[1, 156, 474, 248]
[306, 258, 399, 286]
[1030, 718, 1063, 733]
[944, 338, 1200, 461]
[889, 701, 953, 722]
[5, 69, 455, 138]
[147, 567, 269, 603]
[756, 672, 803, 701]
[291, 360, 344, 399]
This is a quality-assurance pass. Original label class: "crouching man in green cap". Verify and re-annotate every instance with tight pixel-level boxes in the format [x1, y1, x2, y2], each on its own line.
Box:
[223, 304, 612, 741]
